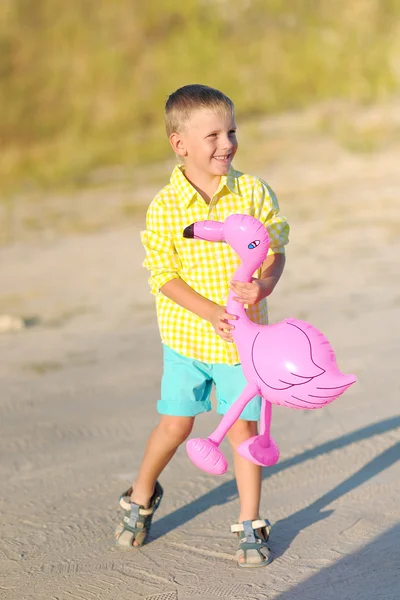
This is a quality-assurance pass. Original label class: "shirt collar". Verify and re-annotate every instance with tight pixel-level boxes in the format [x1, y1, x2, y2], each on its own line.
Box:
[170, 164, 241, 209]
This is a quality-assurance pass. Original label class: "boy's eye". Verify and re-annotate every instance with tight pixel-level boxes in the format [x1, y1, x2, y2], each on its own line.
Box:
[208, 133, 218, 138]
[229, 130, 237, 136]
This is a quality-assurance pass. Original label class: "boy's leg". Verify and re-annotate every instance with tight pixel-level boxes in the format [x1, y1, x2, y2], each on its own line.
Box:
[123, 346, 212, 546]
[228, 426, 271, 566]
[227, 419, 261, 522]
[214, 364, 271, 566]
[214, 362, 263, 521]
[116, 415, 194, 548]
[131, 415, 195, 509]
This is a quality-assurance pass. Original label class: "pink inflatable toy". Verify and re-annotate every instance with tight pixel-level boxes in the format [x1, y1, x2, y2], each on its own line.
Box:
[183, 214, 356, 475]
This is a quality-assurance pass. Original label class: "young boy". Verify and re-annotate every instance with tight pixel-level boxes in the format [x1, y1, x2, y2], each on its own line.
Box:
[115, 84, 290, 567]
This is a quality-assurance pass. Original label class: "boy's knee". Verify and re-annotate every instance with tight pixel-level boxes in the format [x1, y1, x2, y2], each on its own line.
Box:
[158, 416, 194, 445]
[227, 419, 258, 448]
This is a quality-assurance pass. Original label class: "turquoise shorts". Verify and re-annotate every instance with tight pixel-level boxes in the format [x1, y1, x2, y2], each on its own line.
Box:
[157, 345, 261, 421]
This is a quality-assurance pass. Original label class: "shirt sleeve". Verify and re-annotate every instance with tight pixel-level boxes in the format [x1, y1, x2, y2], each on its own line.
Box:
[140, 198, 181, 295]
[254, 180, 290, 255]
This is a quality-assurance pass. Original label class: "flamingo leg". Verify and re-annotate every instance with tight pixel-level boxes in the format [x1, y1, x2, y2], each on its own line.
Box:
[236, 397, 280, 467]
[257, 397, 272, 447]
[186, 382, 259, 475]
[209, 381, 260, 445]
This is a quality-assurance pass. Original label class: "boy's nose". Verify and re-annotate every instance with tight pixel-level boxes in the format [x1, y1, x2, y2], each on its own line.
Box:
[222, 137, 233, 150]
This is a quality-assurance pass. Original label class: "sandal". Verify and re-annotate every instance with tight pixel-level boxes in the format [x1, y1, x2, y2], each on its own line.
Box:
[231, 519, 273, 568]
[115, 481, 163, 548]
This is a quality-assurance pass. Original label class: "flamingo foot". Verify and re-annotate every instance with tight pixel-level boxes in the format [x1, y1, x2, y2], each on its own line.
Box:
[237, 436, 280, 467]
[186, 438, 228, 475]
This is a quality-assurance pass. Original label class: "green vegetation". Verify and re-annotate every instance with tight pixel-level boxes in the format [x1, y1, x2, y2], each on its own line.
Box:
[1, 0, 399, 195]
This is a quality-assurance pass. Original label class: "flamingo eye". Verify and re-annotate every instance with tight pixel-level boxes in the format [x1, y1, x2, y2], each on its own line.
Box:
[248, 240, 260, 249]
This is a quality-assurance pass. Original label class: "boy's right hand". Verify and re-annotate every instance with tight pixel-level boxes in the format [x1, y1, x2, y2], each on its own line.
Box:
[209, 306, 237, 343]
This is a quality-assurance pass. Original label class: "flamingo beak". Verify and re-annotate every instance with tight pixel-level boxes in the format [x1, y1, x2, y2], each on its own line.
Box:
[183, 224, 195, 238]
[183, 221, 225, 242]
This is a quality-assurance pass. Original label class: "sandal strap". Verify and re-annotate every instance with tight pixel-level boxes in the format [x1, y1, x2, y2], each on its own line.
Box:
[231, 519, 269, 534]
[119, 481, 163, 516]
[119, 497, 154, 514]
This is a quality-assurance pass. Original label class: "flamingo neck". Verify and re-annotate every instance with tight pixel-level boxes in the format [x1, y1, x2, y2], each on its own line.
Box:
[227, 263, 254, 322]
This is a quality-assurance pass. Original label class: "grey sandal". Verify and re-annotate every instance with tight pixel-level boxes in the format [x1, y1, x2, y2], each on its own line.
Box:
[231, 519, 273, 568]
[115, 481, 163, 548]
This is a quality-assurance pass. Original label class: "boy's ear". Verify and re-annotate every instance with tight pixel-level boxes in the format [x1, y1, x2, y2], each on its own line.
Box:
[169, 132, 187, 157]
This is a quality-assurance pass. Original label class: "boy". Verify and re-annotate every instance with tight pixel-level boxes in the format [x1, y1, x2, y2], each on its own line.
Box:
[115, 84, 290, 567]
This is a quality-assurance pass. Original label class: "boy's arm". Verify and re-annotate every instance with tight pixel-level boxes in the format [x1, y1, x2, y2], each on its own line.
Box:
[230, 252, 285, 305]
[231, 180, 289, 305]
[161, 278, 217, 322]
[161, 278, 237, 342]
[142, 197, 236, 341]
[258, 252, 286, 297]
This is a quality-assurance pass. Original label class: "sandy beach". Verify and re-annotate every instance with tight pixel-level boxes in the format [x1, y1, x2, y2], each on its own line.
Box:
[1, 104, 399, 599]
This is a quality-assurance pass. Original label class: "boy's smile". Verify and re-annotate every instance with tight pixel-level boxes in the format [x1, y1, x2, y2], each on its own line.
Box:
[213, 154, 232, 166]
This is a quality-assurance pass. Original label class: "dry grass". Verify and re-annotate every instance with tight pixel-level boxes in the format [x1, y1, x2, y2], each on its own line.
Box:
[1, 0, 400, 196]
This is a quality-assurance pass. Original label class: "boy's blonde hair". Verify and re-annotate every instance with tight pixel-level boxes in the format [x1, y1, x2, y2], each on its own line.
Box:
[165, 84, 234, 136]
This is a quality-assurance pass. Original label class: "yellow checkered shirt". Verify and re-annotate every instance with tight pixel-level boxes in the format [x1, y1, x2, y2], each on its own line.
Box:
[141, 165, 290, 365]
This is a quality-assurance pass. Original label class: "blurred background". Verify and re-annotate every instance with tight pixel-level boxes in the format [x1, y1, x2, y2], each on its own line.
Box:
[1, 4, 400, 598]
[1, 0, 400, 242]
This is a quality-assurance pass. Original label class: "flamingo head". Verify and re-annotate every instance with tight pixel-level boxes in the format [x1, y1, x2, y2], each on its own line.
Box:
[183, 214, 270, 271]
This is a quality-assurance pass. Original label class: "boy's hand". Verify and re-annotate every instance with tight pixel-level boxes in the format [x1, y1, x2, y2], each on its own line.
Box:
[230, 278, 276, 305]
[209, 305, 237, 342]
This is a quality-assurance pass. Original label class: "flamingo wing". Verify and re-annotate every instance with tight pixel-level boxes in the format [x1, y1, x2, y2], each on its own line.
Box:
[251, 319, 326, 390]
[251, 318, 356, 408]
[283, 369, 356, 409]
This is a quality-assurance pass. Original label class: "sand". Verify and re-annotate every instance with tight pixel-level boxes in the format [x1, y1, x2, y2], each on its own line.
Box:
[0, 103, 399, 599]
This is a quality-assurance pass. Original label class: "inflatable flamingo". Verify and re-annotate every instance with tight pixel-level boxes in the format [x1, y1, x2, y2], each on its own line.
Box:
[183, 214, 356, 475]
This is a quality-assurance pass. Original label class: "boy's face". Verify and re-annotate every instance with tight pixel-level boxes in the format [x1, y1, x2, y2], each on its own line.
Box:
[171, 108, 238, 179]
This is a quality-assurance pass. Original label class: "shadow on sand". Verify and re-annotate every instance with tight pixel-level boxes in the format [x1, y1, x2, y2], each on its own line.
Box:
[271, 441, 399, 558]
[275, 522, 400, 600]
[151, 416, 400, 547]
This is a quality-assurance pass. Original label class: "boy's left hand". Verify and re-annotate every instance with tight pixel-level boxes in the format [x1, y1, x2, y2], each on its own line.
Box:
[230, 278, 276, 305]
